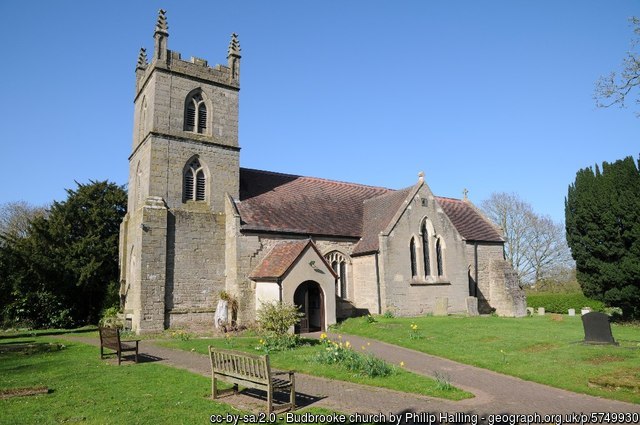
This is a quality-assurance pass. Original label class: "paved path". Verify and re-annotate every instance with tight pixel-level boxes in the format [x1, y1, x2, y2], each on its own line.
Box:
[65, 333, 639, 423]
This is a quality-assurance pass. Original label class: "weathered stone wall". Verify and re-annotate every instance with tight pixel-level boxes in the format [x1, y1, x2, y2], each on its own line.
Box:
[381, 183, 469, 316]
[489, 259, 527, 317]
[164, 205, 224, 329]
[351, 254, 380, 314]
[466, 243, 505, 313]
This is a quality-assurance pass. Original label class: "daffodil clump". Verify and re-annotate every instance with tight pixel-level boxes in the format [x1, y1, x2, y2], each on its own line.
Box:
[315, 334, 393, 378]
[408, 322, 422, 340]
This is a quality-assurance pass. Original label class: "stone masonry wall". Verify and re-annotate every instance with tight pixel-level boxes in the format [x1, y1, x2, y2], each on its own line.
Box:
[382, 184, 469, 316]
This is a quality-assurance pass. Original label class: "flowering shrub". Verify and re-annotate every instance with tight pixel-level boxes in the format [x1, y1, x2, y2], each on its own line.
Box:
[315, 335, 393, 377]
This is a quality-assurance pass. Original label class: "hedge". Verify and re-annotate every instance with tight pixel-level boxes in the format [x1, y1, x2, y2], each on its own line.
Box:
[526, 292, 605, 314]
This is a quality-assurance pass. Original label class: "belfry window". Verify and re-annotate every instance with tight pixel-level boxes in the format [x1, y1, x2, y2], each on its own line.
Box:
[184, 92, 207, 134]
[325, 251, 349, 299]
[184, 158, 205, 202]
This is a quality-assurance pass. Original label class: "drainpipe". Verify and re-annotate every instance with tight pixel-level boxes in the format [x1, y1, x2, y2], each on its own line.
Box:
[278, 279, 283, 302]
[375, 252, 382, 314]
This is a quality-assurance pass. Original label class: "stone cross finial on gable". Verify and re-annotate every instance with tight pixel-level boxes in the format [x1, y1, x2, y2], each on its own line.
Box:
[463, 188, 469, 200]
[418, 171, 425, 183]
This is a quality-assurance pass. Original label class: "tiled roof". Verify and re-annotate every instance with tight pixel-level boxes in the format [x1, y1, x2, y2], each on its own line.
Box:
[249, 240, 309, 279]
[238, 168, 391, 237]
[352, 186, 416, 255]
[237, 168, 503, 248]
[436, 197, 504, 242]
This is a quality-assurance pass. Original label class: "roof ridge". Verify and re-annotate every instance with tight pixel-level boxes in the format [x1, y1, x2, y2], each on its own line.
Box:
[240, 167, 393, 192]
[435, 195, 463, 202]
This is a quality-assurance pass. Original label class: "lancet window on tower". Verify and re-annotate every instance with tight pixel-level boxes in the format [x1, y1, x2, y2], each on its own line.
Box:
[184, 91, 207, 134]
[325, 251, 349, 299]
[184, 158, 205, 202]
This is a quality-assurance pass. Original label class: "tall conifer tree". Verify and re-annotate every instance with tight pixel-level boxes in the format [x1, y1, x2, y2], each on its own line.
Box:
[565, 156, 640, 318]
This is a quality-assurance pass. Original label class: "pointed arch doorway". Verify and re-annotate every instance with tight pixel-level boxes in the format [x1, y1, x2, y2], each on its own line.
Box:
[293, 280, 324, 334]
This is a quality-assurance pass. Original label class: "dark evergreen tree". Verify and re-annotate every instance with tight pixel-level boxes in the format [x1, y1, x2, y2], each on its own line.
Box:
[565, 156, 640, 319]
[0, 181, 126, 328]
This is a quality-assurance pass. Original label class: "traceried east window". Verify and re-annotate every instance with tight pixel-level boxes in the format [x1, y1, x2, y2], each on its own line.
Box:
[184, 91, 207, 134]
[184, 158, 205, 202]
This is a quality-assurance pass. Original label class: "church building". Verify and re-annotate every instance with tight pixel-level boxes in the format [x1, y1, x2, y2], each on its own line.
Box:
[119, 11, 526, 334]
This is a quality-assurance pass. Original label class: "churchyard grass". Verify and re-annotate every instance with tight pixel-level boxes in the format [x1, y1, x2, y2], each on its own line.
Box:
[0, 335, 373, 424]
[159, 336, 472, 400]
[337, 315, 640, 404]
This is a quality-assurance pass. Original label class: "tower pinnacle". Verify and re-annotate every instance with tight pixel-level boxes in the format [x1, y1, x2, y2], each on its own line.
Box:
[154, 9, 169, 61]
[227, 33, 241, 82]
[136, 47, 148, 70]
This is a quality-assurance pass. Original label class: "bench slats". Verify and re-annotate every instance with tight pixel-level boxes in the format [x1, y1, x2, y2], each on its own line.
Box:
[99, 327, 140, 365]
[208, 346, 295, 414]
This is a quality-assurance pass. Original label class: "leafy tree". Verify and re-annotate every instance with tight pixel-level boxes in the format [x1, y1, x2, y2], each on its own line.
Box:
[0, 181, 126, 328]
[0, 201, 46, 241]
[481, 192, 573, 284]
[595, 17, 640, 116]
[565, 156, 640, 319]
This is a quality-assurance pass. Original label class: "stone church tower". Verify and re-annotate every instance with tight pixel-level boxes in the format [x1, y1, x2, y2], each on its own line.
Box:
[119, 10, 241, 333]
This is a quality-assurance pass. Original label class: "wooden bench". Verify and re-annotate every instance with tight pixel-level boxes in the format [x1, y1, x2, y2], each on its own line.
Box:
[99, 327, 140, 365]
[208, 347, 295, 413]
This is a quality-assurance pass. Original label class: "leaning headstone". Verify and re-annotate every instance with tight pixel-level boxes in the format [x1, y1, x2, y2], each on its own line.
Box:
[568, 309, 576, 316]
[465, 296, 479, 316]
[582, 312, 618, 345]
[434, 297, 449, 316]
[537, 307, 545, 316]
[581, 307, 592, 315]
[526, 307, 534, 316]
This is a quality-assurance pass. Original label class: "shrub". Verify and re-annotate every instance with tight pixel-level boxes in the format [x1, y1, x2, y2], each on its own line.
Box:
[99, 306, 123, 329]
[526, 292, 605, 314]
[256, 301, 303, 336]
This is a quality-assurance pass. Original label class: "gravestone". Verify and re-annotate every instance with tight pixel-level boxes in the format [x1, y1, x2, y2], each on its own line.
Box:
[581, 312, 618, 345]
[568, 309, 576, 316]
[434, 297, 448, 316]
[537, 307, 545, 316]
[465, 296, 479, 316]
[526, 307, 534, 316]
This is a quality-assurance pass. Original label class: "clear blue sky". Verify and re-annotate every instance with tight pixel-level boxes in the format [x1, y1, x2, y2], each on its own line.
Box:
[0, 1, 637, 223]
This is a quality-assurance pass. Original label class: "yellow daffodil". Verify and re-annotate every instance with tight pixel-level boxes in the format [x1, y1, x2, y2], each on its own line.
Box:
[400, 361, 405, 367]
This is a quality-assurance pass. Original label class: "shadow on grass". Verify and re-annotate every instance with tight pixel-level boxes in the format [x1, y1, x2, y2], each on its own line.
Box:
[0, 326, 97, 340]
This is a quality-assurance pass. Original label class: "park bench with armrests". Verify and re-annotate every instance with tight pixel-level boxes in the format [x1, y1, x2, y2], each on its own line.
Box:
[99, 327, 140, 365]
[208, 346, 295, 413]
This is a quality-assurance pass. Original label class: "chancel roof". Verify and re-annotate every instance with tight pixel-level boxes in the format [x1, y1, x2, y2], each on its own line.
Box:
[237, 168, 503, 252]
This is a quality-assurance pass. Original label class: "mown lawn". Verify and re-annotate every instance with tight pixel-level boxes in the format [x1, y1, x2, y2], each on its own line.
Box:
[0, 336, 371, 424]
[337, 314, 640, 404]
[159, 336, 472, 401]
[0, 337, 237, 424]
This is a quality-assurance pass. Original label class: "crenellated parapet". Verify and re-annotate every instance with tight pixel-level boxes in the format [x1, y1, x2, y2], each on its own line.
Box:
[135, 9, 240, 98]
